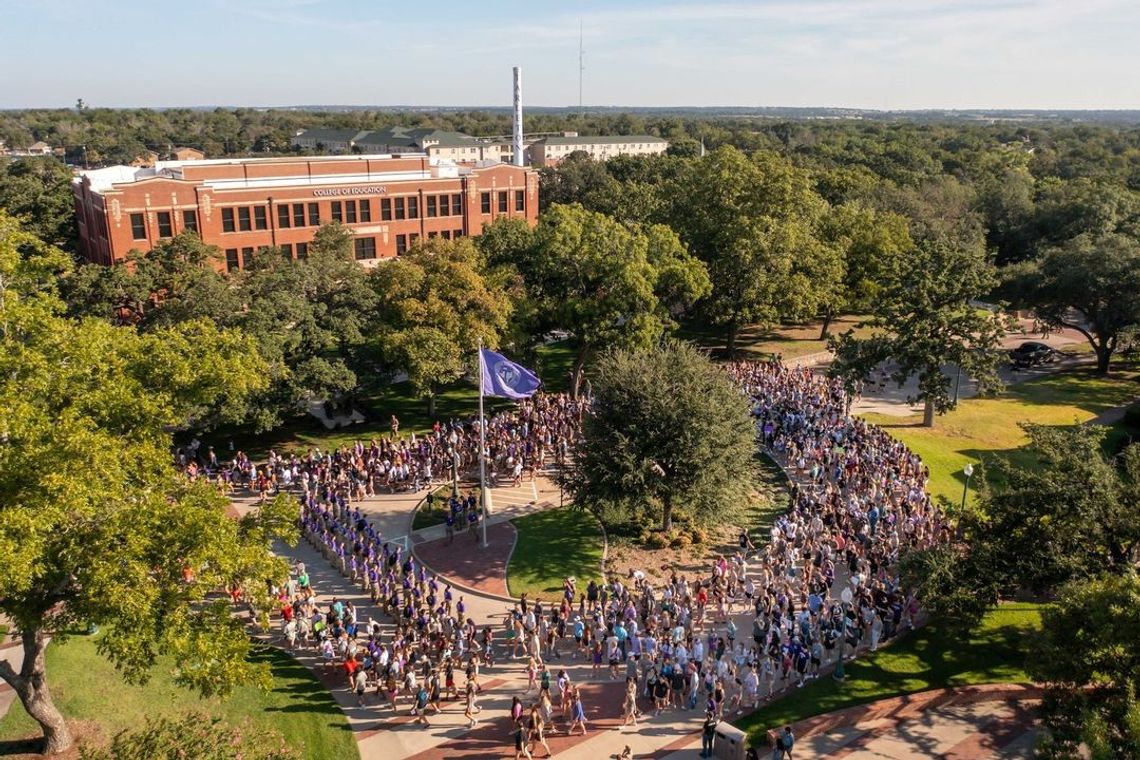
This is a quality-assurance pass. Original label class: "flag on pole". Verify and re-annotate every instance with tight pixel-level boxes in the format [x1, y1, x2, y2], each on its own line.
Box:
[480, 348, 541, 399]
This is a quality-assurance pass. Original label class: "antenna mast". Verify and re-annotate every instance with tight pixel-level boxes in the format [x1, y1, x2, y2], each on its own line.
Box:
[578, 20, 584, 119]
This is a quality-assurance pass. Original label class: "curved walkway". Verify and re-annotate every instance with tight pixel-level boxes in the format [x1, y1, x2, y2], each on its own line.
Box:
[760, 684, 1041, 759]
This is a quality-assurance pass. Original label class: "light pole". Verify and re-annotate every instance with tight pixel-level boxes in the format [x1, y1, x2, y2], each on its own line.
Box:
[451, 448, 460, 500]
[953, 363, 963, 405]
[960, 463, 975, 512]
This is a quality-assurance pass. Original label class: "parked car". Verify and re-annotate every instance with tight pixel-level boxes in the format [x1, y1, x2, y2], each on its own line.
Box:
[1009, 341, 1056, 368]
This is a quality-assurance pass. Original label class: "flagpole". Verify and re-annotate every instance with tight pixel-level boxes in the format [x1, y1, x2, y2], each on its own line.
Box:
[478, 338, 489, 548]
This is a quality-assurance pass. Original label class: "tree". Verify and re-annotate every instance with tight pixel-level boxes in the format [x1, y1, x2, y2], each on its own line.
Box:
[816, 203, 912, 339]
[829, 236, 1006, 426]
[667, 147, 834, 353]
[1005, 232, 1140, 375]
[564, 341, 756, 532]
[527, 204, 709, 397]
[537, 152, 621, 212]
[368, 237, 513, 416]
[1030, 573, 1140, 760]
[899, 425, 1140, 630]
[234, 224, 376, 430]
[0, 157, 77, 250]
[0, 212, 293, 754]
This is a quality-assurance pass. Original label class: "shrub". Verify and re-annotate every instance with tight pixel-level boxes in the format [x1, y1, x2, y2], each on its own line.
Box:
[1124, 399, 1140, 430]
[644, 532, 669, 550]
[670, 533, 692, 549]
[690, 527, 708, 545]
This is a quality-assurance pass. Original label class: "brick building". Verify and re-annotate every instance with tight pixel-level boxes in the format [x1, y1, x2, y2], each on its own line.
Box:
[73, 153, 538, 269]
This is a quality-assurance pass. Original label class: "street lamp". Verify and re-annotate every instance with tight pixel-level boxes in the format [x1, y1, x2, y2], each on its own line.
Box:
[960, 463, 975, 512]
[451, 448, 460, 500]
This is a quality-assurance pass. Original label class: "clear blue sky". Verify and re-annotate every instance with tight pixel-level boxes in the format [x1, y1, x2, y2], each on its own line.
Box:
[2, 0, 1137, 109]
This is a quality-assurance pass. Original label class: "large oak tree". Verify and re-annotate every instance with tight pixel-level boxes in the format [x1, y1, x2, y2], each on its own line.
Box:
[0, 212, 294, 754]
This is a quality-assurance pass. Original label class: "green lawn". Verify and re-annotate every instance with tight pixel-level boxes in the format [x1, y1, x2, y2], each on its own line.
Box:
[507, 506, 606, 600]
[0, 634, 357, 760]
[862, 368, 1140, 507]
[677, 315, 875, 360]
[734, 603, 1043, 745]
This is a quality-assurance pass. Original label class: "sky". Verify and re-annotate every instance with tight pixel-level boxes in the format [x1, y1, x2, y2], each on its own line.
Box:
[1, 0, 1137, 110]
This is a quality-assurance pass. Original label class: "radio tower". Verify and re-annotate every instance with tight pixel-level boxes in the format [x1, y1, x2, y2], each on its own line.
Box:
[578, 20, 585, 120]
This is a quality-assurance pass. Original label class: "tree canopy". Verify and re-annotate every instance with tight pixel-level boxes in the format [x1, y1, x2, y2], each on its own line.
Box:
[0, 211, 294, 754]
[1005, 232, 1140, 375]
[829, 235, 1007, 426]
[526, 204, 709, 396]
[368, 236, 514, 415]
[563, 341, 756, 532]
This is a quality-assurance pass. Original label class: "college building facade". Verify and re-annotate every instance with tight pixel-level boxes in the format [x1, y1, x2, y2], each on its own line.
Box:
[73, 153, 538, 269]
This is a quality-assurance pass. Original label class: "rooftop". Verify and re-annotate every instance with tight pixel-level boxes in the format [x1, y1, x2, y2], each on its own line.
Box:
[534, 134, 668, 146]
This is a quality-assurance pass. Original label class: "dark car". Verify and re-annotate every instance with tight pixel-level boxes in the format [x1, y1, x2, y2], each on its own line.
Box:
[1009, 341, 1055, 368]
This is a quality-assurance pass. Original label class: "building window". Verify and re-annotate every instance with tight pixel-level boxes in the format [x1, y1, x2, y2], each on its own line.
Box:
[381, 198, 392, 221]
[441, 230, 451, 240]
[157, 211, 173, 238]
[427, 196, 437, 218]
[409, 233, 419, 245]
[395, 198, 406, 220]
[296, 241, 308, 259]
[293, 204, 305, 228]
[129, 213, 147, 240]
[498, 191, 508, 213]
[130, 213, 147, 240]
[396, 234, 407, 255]
[222, 207, 236, 233]
[182, 209, 198, 233]
[515, 190, 525, 212]
[331, 201, 343, 222]
[238, 207, 252, 232]
[277, 204, 291, 228]
[452, 194, 462, 215]
[346, 201, 357, 224]
[254, 206, 268, 230]
[308, 202, 320, 226]
[454, 228, 463, 238]
[428, 231, 438, 239]
[354, 237, 376, 260]
[281, 243, 293, 259]
[359, 199, 371, 223]
[241, 247, 254, 268]
[481, 192, 491, 214]
[225, 248, 239, 271]
[408, 197, 418, 219]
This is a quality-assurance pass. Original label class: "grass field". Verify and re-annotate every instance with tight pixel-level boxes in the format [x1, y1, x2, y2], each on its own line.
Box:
[862, 368, 1140, 507]
[734, 603, 1043, 745]
[0, 634, 356, 759]
[677, 315, 875, 360]
[506, 506, 606, 600]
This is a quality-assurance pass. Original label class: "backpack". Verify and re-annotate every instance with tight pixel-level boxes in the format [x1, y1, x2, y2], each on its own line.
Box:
[417, 688, 428, 708]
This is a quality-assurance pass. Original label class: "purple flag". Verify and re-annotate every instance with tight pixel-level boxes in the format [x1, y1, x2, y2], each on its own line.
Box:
[480, 348, 541, 399]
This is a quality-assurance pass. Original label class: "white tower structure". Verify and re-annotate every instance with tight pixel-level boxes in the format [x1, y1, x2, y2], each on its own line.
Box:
[512, 66, 524, 167]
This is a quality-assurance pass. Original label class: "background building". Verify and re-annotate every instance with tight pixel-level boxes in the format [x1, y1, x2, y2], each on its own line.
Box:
[291, 127, 667, 166]
[528, 133, 669, 166]
[73, 153, 538, 269]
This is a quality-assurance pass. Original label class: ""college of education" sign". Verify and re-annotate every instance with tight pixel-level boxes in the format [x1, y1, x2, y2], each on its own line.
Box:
[312, 185, 387, 197]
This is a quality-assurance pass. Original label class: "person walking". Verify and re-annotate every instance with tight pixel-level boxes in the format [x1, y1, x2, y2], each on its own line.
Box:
[701, 711, 718, 758]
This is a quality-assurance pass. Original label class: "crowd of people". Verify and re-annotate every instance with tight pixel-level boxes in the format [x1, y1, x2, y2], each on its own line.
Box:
[203, 357, 942, 758]
[174, 393, 586, 503]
